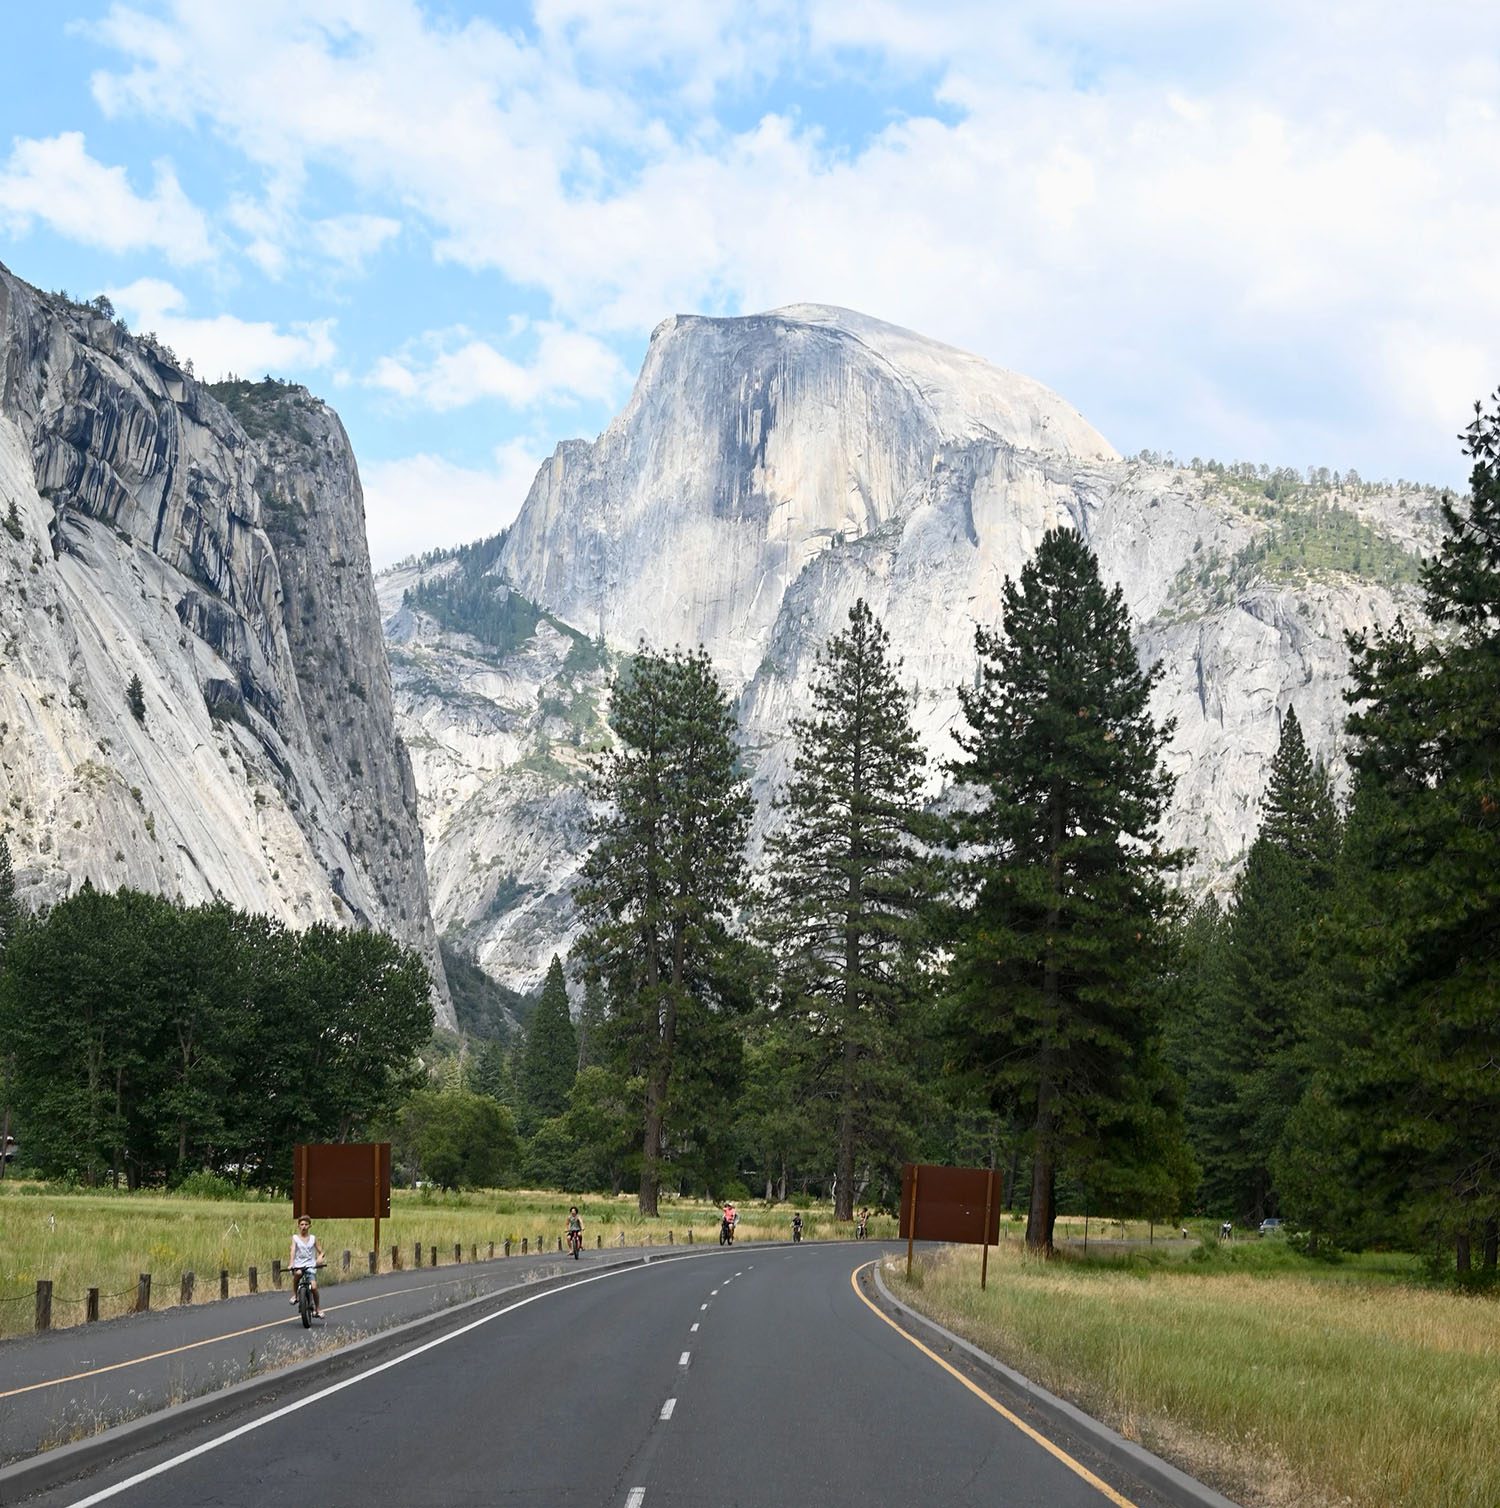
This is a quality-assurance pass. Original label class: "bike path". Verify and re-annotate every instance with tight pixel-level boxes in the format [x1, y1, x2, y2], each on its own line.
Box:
[0, 1239, 686, 1467]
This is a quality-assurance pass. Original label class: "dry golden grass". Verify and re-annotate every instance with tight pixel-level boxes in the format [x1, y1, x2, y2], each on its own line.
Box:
[889, 1243, 1500, 1508]
[0, 1183, 882, 1336]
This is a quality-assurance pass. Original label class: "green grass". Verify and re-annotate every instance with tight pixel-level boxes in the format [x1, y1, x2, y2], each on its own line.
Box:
[0, 1183, 882, 1338]
[890, 1242, 1499, 1508]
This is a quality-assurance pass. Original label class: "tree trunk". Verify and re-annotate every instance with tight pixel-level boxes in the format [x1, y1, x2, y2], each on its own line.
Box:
[112, 1067, 125, 1190]
[1483, 1217, 1498, 1270]
[1026, 1115, 1057, 1255]
[0, 1101, 10, 1182]
[835, 1034, 857, 1221]
[1456, 1229, 1472, 1274]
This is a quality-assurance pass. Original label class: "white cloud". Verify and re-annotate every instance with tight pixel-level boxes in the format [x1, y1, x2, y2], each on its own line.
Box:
[312, 213, 401, 270]
[361, 441, 545, 565]
[106, 277, 337, 378]
[0, 131, 213, 265]
[80, 0, 1500, 484]
[368, 323, 628, 411]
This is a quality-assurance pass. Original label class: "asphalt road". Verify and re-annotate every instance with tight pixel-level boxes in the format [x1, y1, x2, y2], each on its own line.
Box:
[15, 1241, 1180, 1508]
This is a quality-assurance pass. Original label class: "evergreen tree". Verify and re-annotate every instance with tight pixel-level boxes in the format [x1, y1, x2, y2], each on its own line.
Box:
[944, 527, 1185, 1254]
[1329, 392, 1500, 1269]
[470, 1036, 511, 1104]
[576, 976, 606, 1072]
[1211, 707, 1341, 1223]
[515, 955, 577, 1134]
[126, 673, 146, 725]
[761, 599, 932, 1218]
[0, 834, 17, 961]
[575, 646, 752, 1214]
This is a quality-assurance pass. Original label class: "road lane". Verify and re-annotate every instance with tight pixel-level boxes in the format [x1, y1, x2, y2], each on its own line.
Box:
[28, 1244, 1170, 1508]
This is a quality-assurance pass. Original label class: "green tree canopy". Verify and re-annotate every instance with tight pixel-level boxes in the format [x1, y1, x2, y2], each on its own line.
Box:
[943, 527, 1186, 1254]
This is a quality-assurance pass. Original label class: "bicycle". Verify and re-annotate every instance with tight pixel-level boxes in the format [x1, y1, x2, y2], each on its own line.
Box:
[293, 1262, 326, 1327]
[567, 1228, 583, 1259]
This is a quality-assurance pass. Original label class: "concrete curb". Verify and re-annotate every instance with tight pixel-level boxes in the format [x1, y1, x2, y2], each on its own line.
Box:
[0, 1246, 719, 1506]
[870, 1260, 1242, 1508]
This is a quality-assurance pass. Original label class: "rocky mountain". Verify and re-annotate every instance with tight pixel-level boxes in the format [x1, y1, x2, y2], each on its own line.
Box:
[384, 304, 1444, 995]
[0, 262, 452, 1026]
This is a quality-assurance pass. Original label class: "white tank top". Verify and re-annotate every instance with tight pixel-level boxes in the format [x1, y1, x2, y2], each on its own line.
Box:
[292, 1232, 317, 1265]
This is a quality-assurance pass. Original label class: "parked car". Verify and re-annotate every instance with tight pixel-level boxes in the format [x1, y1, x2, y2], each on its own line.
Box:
[1258, 1217, 1284, 1236]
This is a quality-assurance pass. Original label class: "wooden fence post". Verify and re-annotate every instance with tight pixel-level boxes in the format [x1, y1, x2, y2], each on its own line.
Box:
[248, 1265, 258, 1294]
[34, 1279, 51, 1332]
[414, 1242, 422, 1268]
[391, 1245, 400, 1270]
[454, 1243, 462, 1263]
[488, 1242, 495, 1260]
[342, 1249, 351, 1273]
[220, 1269, 229, 1300]
[504, 1238, 511, 1257]
[86, 1287, 99, 1322]
[521, 1237, 528, 1254]
[368, 1251, 377, 1275]
[471, 1244, 478, 1263]
[136, 1273, 152, 1313]
[596, 1233, 601, 1249]
[180, 1271, 195, 1306]
[430, 1245, 437, 1268]
[271, 1258, 282, 1289]
[668, 1230, 674, 1245]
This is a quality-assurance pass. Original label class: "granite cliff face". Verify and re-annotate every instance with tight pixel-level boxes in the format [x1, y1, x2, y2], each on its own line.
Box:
[0, 262, 452, 1025]
[386, 304, 1441, 992]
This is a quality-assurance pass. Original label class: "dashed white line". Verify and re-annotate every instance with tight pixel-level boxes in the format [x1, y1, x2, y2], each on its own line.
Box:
[679, 1350, 691, 1367]
[700, 1303, 708, 1311]
[660, 1398, 677, 1421]
[711, 1288, 718, 1295]
[626, 1489, 646, 1508]
[690, 1322, 699, 1332]
[735, 1271, 743, 1277]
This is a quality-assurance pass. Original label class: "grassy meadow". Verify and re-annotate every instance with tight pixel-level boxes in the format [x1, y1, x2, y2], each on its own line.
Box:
[0, 1181, 889, 1338]
[889, 1241, 1500, 1508]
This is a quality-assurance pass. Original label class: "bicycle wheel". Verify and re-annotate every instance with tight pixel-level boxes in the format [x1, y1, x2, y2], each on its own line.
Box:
[298, 1275, 313, 1328]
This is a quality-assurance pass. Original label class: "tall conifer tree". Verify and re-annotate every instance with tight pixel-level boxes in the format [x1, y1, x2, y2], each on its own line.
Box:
[945, 528, 1183, 1254]
[516, 955, 577, 1133]
[1331, 391, 1500, 1268]
[761, 599, 931, 1218]
[1212, 707, 1341, 1223]
[575, 646, 751, 1214]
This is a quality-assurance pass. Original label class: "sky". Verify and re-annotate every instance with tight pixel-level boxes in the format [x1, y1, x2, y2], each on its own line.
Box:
[1, 1, 1496, 566]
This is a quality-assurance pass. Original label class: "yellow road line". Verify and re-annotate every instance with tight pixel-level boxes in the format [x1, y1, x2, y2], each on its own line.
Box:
[849, 1261, 1139, 1508]
[0, 1278, 457, 1400]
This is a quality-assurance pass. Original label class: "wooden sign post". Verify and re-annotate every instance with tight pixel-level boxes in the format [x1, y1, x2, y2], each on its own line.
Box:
[899, 1162, 1004, 1289]
[294, 1143, 392, 1257]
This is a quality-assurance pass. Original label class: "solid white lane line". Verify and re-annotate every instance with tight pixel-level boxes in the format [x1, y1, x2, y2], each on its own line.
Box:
[626, 1489, 646, 1508]
[62, 1255, 708, 1508]
[660, 1398, 676, 1421]
[679, 1351, 691, 1366]
[690, 1322, 699, 1332]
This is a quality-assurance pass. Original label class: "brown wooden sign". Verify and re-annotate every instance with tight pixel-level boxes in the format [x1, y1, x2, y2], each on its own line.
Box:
[900, 1163, 1002, 1244]
[293, 1143, 391, 1236]
[900, 1162, 1003, 1287]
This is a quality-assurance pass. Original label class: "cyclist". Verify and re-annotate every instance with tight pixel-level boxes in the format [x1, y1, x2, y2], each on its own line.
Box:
[288, 1215, 324, 1318]
[566, 1206, 584, 1257]
[791, 1211, 803, 1243]
[723, 1200, 738, 1244]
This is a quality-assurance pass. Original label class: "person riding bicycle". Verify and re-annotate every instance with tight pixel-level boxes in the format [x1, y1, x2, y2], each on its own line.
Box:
[566, 1206, 584, 1255]
[791, 1211, 803, 1242]
[722, 1200, 738, 1244]
[289, 1215, 324, 1318]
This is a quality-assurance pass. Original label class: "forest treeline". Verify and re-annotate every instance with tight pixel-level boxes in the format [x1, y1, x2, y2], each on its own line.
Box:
[1, 397, 1496, 1270]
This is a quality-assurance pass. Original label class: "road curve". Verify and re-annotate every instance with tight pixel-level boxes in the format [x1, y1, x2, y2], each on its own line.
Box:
[28, 1243, 1168, 1508]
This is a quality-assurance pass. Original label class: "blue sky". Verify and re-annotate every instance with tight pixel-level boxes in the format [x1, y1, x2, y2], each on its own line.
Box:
[2, 1, 1496, 564]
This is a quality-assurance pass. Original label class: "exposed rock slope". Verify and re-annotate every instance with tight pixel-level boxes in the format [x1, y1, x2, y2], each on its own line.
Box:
[388, 305, 1442, 991]
[0, 263, 451, 1025]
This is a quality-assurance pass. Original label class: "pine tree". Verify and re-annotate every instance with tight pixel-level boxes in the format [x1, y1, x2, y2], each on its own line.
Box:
[515, 955, 577, 1134]
[1331, 391, 1500, 1269]
[944, 527, 1185, 1254]
[761, 599, 931, 1219]
[0, 835, 17, 961]
[1212, 707, 1341, 1223]
[575, 976, 606, 1072]
[575, 646, 752, 1214]
[126, 673, 146, 725]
